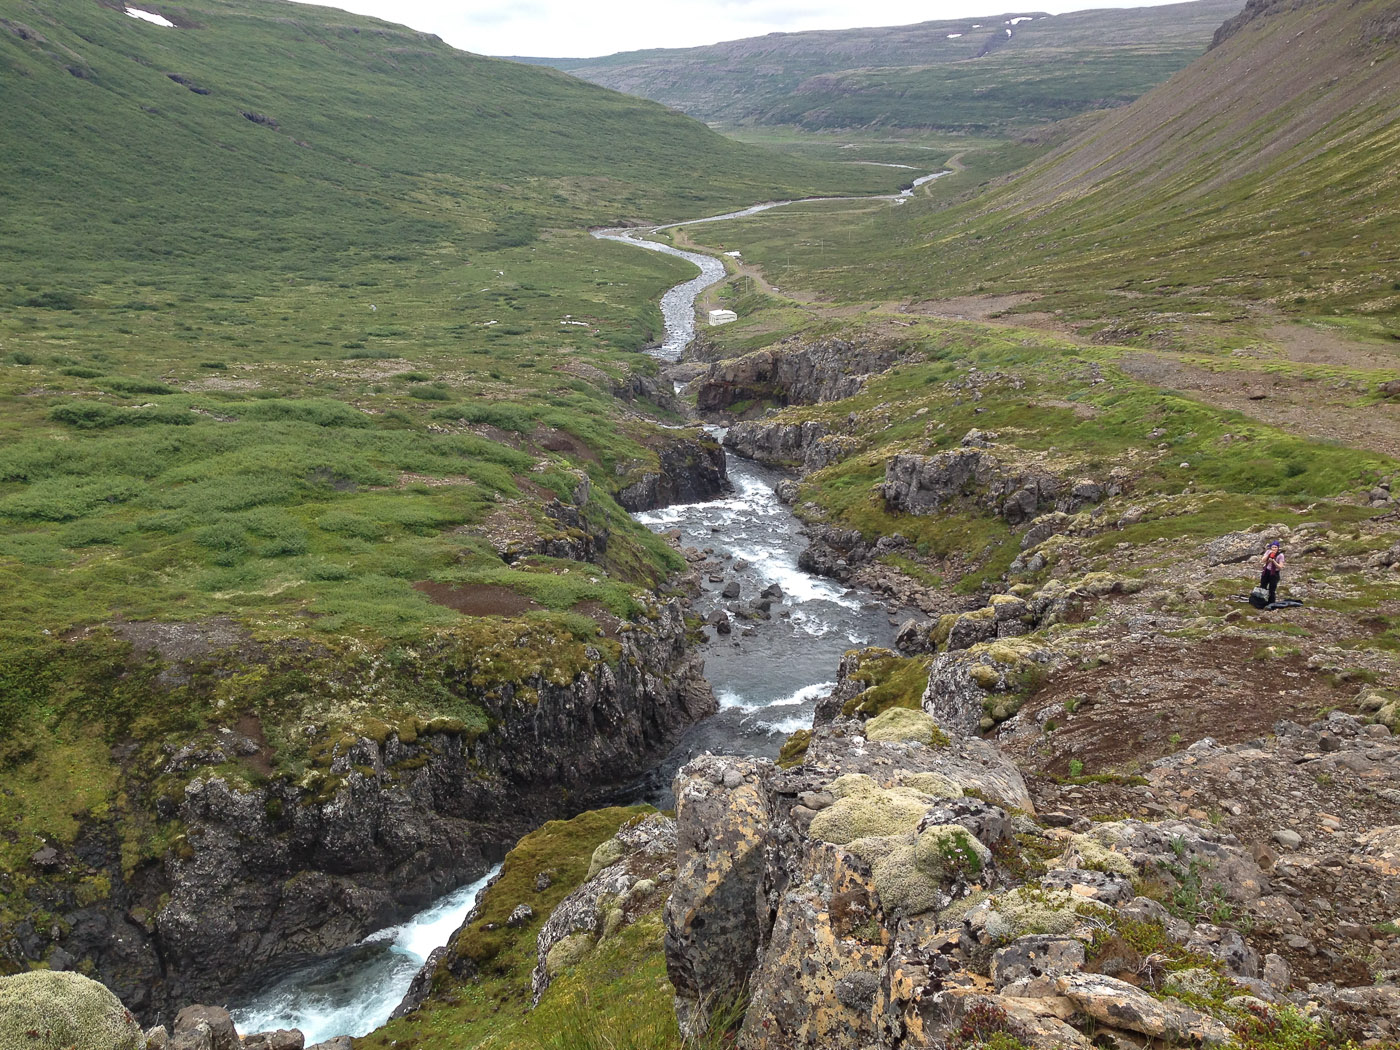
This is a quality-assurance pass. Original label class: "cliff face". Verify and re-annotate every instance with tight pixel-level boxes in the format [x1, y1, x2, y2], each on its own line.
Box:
[1210, 0, 1315, 48]
[616, 434, 730, 511]
[15, 602, 715, 1026]
[691, 338, 912, 416]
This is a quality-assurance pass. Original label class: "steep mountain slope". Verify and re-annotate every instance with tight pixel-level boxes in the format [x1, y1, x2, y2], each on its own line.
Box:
[0, 0, 894, 291]
[911, 0, 1400, 323]
[674, 0, 1400, 338]
[530, 0, 1241, 131]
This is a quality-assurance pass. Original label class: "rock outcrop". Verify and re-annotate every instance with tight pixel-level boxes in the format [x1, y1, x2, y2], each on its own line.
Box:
[880, 448, 1110, 527]
[19, 603, 714, 1026]
[663, 653, 1399, 1047]
[531, 812, 677, 1003]
[692, 337, 910, 415]
[616, 432, 730, 511]
[723, 418, 857, 471]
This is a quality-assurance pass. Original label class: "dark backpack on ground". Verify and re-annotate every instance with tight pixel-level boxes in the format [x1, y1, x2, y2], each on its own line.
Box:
[1249, 586, 1270, 609]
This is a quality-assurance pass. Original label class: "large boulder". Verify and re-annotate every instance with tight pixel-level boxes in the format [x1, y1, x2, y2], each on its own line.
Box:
[737, 843, 886, 1049]
[0, 971, 143, 1050]
[664, 755, 775, 1039]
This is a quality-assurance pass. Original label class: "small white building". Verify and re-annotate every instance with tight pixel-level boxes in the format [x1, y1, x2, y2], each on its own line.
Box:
[708, 309, 738, 326]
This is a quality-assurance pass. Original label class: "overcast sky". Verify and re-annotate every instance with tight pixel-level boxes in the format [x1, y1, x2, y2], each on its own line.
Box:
[309, 0, 1191, 59]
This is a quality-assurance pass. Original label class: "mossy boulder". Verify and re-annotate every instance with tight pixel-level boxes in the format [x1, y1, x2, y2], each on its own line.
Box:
[914, 824, 991, 880]
[846, 834, 946, 916]
[895, 771, 964, 799]
[1056, 833, 1136, 877]
[809, 781, 932, 845]
[0, 971, 143, 1050]
[586, 835, 627, 879]
[865, 707, 944, 746]
[1077, 572, 1144, 596]
[545, 932, 595, 978]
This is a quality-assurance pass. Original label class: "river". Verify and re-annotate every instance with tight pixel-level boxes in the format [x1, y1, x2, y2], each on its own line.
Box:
[626, 447, 900, 802]
[230, 867, 498, 1044]
[229, 171, 940, 1040]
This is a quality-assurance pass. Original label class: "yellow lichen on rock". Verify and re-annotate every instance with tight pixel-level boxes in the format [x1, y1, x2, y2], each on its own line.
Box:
[977, 886, 1107, 944]
[808, 783, 932, 845]
[865, 706, 942, 745]
[894, 771, 964, 799]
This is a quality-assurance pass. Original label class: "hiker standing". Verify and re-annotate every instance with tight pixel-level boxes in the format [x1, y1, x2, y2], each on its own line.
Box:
[1260, 541, 1285, 604]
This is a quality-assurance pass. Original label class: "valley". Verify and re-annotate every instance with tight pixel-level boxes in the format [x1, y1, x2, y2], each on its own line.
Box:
[2, 0, 1399, 1047]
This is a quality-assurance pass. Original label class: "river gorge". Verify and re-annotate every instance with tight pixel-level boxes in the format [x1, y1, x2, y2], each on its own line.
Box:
[222, 181, 941, 1039]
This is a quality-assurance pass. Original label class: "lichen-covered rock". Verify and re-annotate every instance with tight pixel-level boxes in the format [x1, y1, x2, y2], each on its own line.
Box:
[0, 971, 143, 1050]
[664, 756, 775, 1038]
[1053, 832, 1136, 877]
[172, 1006, 237, 1050]
[991, 935, 1087, 988]
[737, 843, 886, 1049]
[808, 783, 934, 844]
[1205, 528, 1289, 565]
[240, 1032, 304, 1050]
[1085, 820, 1268, 902]
[863, 706, 943, 746]
[922, 644, 1044, 738]
[880, 449, 1100, 526]
[1055, 972, 1235, 1045]
[966, 886, 1107, 946]
[805, 721, 1034, 814]
[696, 337, 907, 416]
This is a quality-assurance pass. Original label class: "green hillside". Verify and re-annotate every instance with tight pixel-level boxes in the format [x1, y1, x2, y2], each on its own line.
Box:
[533, 0, 1241, 131]
[0, 0, 904, 642]
[0, 0, 907, 918]
[671, 0, 1400, 343]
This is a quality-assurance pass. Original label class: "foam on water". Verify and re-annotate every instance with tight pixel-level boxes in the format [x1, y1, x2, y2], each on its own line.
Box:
[755, 713, 816, 735]
[231, 867, 498, 1045]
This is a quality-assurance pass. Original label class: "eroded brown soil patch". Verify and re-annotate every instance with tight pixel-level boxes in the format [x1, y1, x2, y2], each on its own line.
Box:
[899, 292, 1043, 321]
[1007, 635, 1344, 782]
[1120, 349, 1400, 458]
[412, 582, 541, 617]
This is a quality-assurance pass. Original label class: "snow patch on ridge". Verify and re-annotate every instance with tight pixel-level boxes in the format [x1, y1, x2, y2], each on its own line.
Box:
[126, 7, 176, 26]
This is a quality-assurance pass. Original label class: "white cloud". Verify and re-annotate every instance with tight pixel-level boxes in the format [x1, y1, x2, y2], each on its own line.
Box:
[304, 0, 1196, 58]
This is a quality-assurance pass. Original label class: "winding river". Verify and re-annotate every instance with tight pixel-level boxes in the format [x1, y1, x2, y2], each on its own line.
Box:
[230, 170, 942, 1040]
